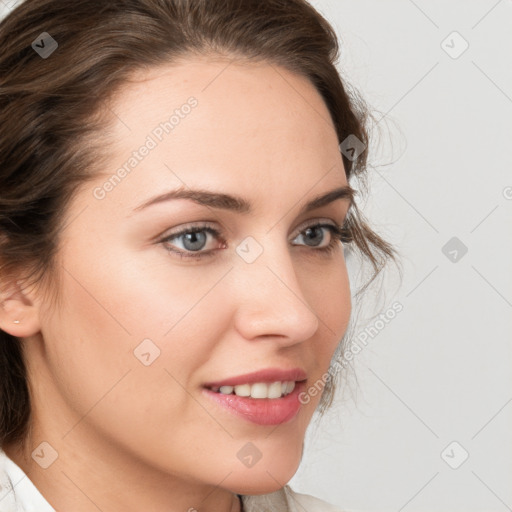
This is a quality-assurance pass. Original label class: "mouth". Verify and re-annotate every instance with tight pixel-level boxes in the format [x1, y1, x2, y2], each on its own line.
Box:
[202, 368, 307, 425]
[206, 380, 297, 399]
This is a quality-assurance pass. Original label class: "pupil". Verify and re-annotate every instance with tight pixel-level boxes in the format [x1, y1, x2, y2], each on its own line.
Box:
[183, 232, 207, 251]
[305, 227, 323, 246]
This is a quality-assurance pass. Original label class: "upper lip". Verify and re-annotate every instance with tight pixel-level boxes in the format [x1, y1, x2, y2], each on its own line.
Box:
[203, 367, 307, 388]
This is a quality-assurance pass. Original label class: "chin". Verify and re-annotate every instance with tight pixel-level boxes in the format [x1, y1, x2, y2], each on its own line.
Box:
[225, 451, 302, 495]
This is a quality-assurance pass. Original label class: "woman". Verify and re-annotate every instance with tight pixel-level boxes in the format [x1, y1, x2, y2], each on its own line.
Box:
[0, 0, 396, 510]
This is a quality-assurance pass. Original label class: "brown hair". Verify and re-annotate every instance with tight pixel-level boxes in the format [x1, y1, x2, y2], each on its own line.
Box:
[0, 0, 397, 449]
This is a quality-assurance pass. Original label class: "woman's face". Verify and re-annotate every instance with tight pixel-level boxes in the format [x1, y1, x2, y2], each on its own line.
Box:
[25, 57, 352, 496]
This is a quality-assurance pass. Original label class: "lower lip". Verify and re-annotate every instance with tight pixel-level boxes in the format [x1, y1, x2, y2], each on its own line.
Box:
[202, 382, 305, 426]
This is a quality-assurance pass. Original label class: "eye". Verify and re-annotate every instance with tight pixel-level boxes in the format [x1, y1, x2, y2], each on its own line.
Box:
[293, 224, 332, 248]
[292, 222, 348, 253]
[159, 221, 352, 260]
[161, 224, 225, 258]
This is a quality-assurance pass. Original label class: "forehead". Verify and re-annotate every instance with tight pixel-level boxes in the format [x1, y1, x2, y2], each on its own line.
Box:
[93, 57, 346, 212]
[108, 56, 339, 149]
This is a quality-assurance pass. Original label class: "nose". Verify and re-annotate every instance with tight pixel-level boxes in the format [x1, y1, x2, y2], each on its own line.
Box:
[231, 239, 320, 346]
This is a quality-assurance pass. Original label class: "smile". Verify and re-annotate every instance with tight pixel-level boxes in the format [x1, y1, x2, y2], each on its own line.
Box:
[208, 381, 296, 399]
[202, 368, 307, 425]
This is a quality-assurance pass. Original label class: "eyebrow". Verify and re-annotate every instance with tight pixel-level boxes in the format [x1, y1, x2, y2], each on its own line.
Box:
[133, 185, 355, 215]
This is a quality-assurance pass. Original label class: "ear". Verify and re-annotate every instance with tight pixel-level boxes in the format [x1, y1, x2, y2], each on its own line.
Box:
[0, 278, 41, 337]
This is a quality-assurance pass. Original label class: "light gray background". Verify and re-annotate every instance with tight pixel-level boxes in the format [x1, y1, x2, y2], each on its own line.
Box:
[1, 1, 511, 511]
[288, 2, 512, 512]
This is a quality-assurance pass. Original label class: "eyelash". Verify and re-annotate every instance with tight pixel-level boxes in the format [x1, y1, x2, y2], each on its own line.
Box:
[160, 221, 352, 260]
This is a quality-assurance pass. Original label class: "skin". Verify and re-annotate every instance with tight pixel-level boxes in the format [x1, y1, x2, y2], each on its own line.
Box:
[1, 56, 352, 512]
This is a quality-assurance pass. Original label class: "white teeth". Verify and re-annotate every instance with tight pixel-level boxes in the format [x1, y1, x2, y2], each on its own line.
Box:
[214, 381, 296, 399]
[233, 384, 251, 397]
[268, 381, 283, 399]
[250, 383, 268, 398]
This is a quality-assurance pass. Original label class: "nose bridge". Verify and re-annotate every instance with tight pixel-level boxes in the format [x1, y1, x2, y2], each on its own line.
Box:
[231, 233, 320, 342]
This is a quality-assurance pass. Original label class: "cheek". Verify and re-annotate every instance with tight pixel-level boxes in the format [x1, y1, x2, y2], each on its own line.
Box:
[297, 255, 351, 414]
[39, 264, 228, 469]
[298, 267, 350, 414]
[42, 246, 231, 420]
[303, 254, 352, 351]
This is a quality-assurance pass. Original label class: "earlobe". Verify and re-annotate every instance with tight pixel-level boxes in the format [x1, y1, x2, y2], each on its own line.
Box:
[0, 279, 41, 337]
